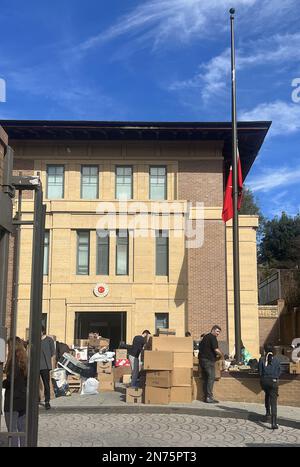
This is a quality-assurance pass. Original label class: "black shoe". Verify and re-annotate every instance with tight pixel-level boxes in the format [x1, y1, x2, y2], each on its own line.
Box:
[205, 398, 219, 404]
[271, 416, 278, 430]
[45, 402, 51, 410]
[263, 413, 271, 422]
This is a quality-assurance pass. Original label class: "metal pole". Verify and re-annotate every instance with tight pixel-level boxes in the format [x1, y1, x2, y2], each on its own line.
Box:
[25, 186, 45, 447]
[230, 8, 242, 364]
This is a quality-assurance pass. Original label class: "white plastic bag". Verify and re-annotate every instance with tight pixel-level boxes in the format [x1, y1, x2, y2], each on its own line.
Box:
[81, 377, 99, 395]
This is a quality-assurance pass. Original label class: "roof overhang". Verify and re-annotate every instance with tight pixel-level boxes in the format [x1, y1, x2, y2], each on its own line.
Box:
[0, 120, 271, 179]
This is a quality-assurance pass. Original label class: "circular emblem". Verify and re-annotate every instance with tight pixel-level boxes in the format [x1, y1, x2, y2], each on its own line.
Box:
[93, 283, 109, 298]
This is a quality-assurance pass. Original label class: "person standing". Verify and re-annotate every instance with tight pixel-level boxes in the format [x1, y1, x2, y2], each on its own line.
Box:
[40, 326, 55, 410]
[198, 325, 223, 403]
[128, 330, 151, 388]
[258, 343, 281, 430]
[3, 337, 27, 447]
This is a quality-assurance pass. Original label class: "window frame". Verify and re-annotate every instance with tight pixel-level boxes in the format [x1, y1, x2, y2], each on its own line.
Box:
[46, 164, 65, 199]
[149, 165, 167, 200]
[76, 230, 90, 275]
[115, 165, 133, 200]
[80, 165, 99, 199]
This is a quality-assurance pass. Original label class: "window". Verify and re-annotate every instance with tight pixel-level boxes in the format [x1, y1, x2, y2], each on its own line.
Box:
[81, 165, 98, 199]
[155, 313, 169, 332]
[47, 165, 64, 199]
[150, 166, 167, 200]
[116, 229, 128, 275]
[156, 230, 168, 276]
[43, 231, 50, 275]
[77, 231, 90, 275]
[116, 166, 132, 200]
[96, 230, 109, 275]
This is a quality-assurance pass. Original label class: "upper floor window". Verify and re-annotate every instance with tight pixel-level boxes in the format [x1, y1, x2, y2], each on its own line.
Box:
[156, 230, 169, 276]
[116, 229, 129, 275]
[155, 313, 169, 333]
[47, 165, 64, 199]
[150, 166, 167, 200]
[43, 231, 49, 275]
[96, 230, 109, 275]
[77, 231, 90, 275]
[81, 165, 98, 199]
[116, 166, 132, 200]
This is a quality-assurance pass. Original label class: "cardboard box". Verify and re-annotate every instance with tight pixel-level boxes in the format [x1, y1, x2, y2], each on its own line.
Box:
[97, 361, 112, 374]
[99, 381, 114, 392]
[173, 352, 193, 368]
[144, 351, 173, 370]
[74, 339, 89, 347]
[97, 372, 114, 383]
[150, 336, 193, 353]
[289, 362, 300, 374]
[170, 386, 193, 403]
[146, 370, 172, 388]
[122, 374, 132, 384]
[88, 337, 110, 349]
[113, 366, 132, 382]
[144, 386, 170, 405]
[172, 368, 193, 386]
[126, 387, 143, 403]
[115, 349, 128, 360]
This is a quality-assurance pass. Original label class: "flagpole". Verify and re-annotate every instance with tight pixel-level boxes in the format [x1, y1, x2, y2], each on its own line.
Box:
[230, 8, 242, 364]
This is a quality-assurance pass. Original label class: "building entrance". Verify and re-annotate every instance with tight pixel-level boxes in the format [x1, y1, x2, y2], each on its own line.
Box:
[74, 312, 126, 350]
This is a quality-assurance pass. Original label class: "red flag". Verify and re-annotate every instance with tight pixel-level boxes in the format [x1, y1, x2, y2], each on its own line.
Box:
[222, 150, 243, 222]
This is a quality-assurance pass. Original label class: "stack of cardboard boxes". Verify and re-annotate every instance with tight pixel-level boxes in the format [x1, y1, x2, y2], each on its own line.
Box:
[113, 349, 131, 383]
[143, 336, 193, 404]
[289, 361, 300, 374]
[97, 360, 115, 391]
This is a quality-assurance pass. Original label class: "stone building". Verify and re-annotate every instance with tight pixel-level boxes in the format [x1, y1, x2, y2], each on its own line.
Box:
[2, 120, 270, 356]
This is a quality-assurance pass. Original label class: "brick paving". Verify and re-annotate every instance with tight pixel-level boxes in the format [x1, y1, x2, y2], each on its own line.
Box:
[37, 412, 300, 447]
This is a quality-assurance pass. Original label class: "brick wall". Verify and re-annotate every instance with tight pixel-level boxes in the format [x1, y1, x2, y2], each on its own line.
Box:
[13, 158, 34, 199]
[259, 317, 280, 349]
[178, 159, 227, 342]
[0, 126, 8, 186]
[193, 374, 300, 407]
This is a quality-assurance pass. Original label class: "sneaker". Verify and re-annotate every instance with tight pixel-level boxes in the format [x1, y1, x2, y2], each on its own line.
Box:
[45, 402, 51, 410]
[205, 398, 219, 404]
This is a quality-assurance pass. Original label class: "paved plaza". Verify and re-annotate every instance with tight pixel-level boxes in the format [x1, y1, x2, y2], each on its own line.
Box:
[38, 412, 300, 447]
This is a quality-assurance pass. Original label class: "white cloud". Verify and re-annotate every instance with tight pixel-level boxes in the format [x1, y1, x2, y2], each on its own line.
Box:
[76, 0, 257, 53]
[240, 100, 300, 136]
[248, 166, 300, 192]
[169, 32, 300, 103]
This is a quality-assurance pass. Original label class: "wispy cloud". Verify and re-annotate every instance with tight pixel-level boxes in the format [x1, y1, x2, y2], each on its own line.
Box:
[240, 100, 300, 136]
[75, 0, 257, 54]
[169, 32, 300, 103]
[248, 166, 300, 192]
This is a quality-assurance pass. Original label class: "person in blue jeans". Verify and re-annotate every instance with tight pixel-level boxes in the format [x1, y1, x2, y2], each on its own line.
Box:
[258, 343, 281, 430]
[128, 330, 151, 388]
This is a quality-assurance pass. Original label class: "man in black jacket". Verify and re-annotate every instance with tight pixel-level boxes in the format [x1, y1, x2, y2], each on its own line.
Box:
[198, 325, 223, 403]
[128, 330, 151, 388]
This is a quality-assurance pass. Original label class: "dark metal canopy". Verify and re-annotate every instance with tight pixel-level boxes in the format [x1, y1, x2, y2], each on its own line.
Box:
[0, 119, 271, 179]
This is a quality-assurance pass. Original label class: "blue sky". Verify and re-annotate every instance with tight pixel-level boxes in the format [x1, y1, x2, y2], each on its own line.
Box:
[0, 0, 299, 219]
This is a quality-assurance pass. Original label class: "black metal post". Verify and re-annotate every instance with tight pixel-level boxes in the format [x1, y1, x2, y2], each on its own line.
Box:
[25, 187, 46, 447]
[230, 8, 242, 364]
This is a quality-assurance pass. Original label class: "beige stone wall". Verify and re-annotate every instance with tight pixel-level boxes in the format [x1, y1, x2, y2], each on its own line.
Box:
[11, 140, 260, 354]
[226, 216, 260, 358]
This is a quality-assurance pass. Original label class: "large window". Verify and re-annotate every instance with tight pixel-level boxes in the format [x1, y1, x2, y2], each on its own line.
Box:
[47, 165, 64, 199]
[116, 229, 128, 275]
[81, 165, 98, 199]
[77, 231, 90, 275]
[43, 231, 49, 275]
[156, 230, 169, 276]
[96, 230, 109, 275]
[155, 313, 169, 332]
[115, 166, 132, 200]
[150, 166, 167, 200]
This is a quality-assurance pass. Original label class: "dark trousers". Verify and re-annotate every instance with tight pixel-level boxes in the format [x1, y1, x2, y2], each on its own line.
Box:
[40, 369, 51, 403]
[260, 377, 278, 417]
[200, 358, 215, 400]
[4, 412, 26, 447]
[129, 355, 140, 388]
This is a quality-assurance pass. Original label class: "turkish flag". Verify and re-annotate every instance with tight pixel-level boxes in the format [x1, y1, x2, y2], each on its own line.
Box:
[222, 150, 243, 223]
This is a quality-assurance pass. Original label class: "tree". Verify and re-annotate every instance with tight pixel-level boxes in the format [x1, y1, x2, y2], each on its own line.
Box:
[239, 186, 265, 239]
[259, 212, 300, 268]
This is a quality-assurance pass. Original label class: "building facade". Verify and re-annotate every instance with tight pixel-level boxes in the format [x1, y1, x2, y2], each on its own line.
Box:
[2, 121, 270, 356]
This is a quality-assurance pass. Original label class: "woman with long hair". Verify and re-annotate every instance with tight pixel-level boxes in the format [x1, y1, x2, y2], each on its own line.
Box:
[258, 343, 281, 430]
[3, 337, 27, 447]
